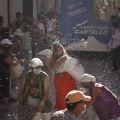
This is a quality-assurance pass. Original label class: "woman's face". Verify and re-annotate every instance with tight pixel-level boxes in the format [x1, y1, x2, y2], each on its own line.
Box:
[56, 47, 63, 55]
[56, 47, 62, 51]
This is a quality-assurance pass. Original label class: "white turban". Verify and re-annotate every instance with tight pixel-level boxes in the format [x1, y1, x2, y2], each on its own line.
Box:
[29, 58, 43, 68]
[80, 73, 96, 82]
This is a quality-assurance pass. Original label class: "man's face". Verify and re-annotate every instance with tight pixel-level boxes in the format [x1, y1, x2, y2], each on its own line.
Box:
[2, 44, 12, 52]
[18, 14, 23, 20]
[32, 66, 42, 75]
[77, 101, 86, 115]
[81, 82, 90, 88]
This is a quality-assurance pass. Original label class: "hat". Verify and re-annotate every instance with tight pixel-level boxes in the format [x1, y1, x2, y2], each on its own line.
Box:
[1, 39, 13, 45]
[14, 29, 23, 36]
[29, 58, 43, 68]
[38, 49, 52, 58]
[80, 74, 96, 82]
[66, 90, 91, 103]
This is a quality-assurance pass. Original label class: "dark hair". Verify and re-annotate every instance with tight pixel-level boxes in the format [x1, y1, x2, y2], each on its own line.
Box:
[66, 98, 82, 111]
[0, 16, 3, 20]
[16, 12, 22, 18]
[23, 17, 32, 25]
[2, 32, 10, 39]
[1, 27, 10, 35]
[38, 15, 45, 20]
[16, 20, 22, 28]
[47, 12, 54, 20]
[112, 22, 119, 28]
[22, 24, 30, 32]
[0, 16, 3, 23]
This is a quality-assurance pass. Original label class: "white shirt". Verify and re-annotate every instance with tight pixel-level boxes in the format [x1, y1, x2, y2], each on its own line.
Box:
[108, 28, 120, 49]
[38, 23, 45, 33]
[47, 19, 55, 33]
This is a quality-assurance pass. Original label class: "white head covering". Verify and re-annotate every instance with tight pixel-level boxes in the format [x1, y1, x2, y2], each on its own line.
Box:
[29, 58, 43, 68]
[38, 49, 52, 58]
[80, 73, 96, 82]
[1, 39, 13, 45]
[14, 29, 23, 36]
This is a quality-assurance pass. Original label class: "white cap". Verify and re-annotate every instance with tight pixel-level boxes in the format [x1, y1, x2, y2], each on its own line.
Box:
[29, 58, 43, 68]
[14, 29, 23, 36]
[1, 39, 13, 45]
[80, 74, 96, 82]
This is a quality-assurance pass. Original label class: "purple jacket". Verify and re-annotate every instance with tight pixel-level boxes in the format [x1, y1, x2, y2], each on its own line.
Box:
[89, 82, 120, 120]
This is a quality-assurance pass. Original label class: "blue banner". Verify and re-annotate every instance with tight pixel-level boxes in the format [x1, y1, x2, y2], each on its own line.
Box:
[60, 0, 118, 47]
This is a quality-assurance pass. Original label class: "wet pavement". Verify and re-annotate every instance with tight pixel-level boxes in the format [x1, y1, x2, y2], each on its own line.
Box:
[0, 51, 120, 120]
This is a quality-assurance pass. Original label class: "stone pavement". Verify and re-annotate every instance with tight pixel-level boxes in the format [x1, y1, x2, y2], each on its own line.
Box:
[0, 52, 120, 120]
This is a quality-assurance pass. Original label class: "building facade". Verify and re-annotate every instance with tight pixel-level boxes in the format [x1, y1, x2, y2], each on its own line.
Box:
[0, 0, 61, 26]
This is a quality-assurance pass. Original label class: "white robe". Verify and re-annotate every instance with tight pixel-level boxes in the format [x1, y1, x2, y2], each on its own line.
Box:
[56, 57, 84, 82]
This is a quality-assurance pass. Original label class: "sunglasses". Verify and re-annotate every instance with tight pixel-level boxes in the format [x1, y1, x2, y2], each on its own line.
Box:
[66, 99, 87, 105]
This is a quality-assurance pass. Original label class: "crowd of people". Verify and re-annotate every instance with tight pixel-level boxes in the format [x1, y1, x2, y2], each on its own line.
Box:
[94, 0, 120, 21]
[0, 10, 120, 120]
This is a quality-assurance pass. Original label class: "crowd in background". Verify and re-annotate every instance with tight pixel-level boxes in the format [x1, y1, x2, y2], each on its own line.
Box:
[0, 10, 61, 64]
